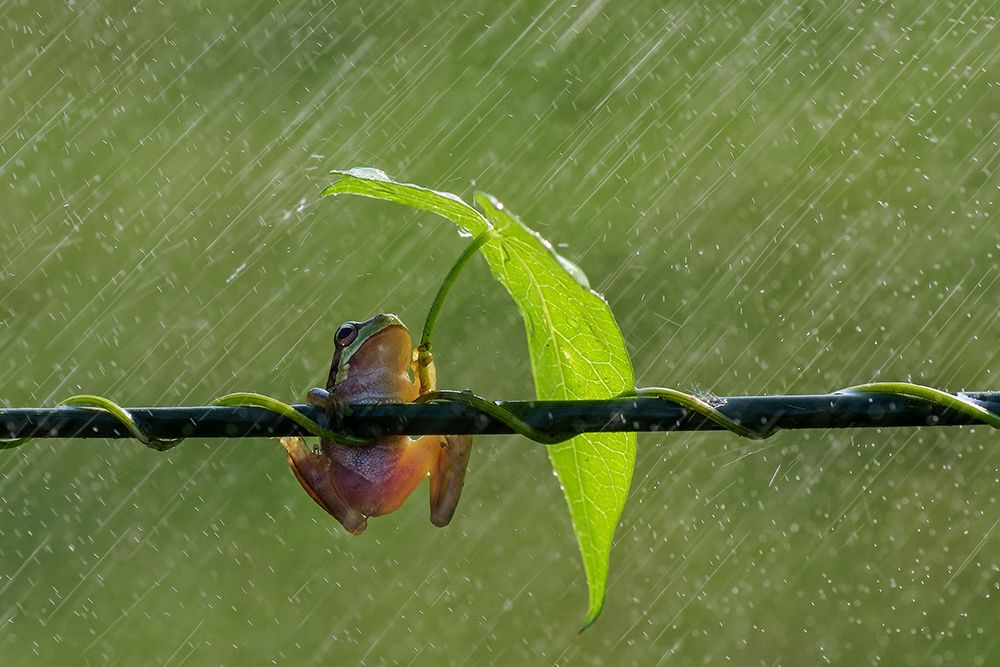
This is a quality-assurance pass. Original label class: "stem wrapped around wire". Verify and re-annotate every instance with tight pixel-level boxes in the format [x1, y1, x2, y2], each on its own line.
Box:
[1, 382, 996, 452]
[0, 392, 364, 451]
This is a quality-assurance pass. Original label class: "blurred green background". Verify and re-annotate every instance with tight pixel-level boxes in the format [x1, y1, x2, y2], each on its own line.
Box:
[1, 1, 997, 664]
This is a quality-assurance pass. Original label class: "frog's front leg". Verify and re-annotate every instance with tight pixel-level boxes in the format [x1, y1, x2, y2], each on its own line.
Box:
[428, 434, 473, 527]
[279, 436, 368, 535]
[415, 344, 437, 396]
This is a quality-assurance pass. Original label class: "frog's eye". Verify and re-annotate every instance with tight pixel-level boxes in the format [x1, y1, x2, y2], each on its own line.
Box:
[334, 323, 358, 347]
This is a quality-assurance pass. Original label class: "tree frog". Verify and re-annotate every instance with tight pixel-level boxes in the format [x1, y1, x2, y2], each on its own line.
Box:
[279, 314, 472, 535]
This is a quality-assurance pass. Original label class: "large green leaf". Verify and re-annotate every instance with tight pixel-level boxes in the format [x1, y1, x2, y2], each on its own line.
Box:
[322, 168, 636, 626]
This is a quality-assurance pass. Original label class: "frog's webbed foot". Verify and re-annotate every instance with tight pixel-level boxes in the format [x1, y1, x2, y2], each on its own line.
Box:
[279, 436, 368, 535]
[428, 434, 473, 528]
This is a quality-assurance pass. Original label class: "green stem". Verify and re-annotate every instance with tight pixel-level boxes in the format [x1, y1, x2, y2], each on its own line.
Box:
[62, 394, 183, 451]
[211, 393, 369, 445]
[415, 385, 780, 443]
[415, 390, 573, 444]
[419, 230, 495, 355]
[629, 387, 775, 439]
[0, 394, 184, 451]
[840, 382, 1000, 429]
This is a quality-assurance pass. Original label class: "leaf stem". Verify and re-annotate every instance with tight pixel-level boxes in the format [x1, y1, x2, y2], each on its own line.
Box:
[419, 230, 495, 355]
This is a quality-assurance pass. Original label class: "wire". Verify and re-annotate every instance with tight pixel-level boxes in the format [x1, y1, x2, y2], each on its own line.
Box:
[0, 384, 997, 449]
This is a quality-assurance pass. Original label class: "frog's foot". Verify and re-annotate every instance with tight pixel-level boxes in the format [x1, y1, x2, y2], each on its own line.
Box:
[428, 434, 473, 528]
[307, 388, 352, 435]
[279, 436, 368, 535]
[308, 387, 348, 412]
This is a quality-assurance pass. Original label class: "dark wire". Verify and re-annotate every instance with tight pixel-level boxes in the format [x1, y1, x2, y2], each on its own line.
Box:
[1, 388, 997, 449]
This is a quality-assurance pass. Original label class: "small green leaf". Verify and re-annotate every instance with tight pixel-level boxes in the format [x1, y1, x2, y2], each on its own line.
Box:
[323, 168, 636, 626]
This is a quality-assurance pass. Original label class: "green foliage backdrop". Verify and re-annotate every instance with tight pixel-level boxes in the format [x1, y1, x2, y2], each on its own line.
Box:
[0, 1, 996, 665]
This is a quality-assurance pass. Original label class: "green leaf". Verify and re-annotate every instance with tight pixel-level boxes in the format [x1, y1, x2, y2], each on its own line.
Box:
[322, 168, 636, 627]
[322, 167, 490, 236]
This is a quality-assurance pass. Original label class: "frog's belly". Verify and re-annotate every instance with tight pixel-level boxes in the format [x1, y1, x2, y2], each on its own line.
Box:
[327, 437, 438, 517]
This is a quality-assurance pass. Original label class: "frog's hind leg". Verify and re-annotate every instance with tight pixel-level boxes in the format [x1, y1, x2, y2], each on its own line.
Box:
[279, 436, 368, 535]
[428, 434, 473, 528]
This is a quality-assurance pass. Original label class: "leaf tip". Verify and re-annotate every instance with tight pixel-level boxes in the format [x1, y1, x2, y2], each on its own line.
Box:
[579, 597, 606, 633]
[472, 190, 501, 208]
[321, 166, 391, 197]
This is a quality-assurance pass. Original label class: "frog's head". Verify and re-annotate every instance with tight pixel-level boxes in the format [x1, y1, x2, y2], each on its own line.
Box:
[326, 313, 416, 401]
